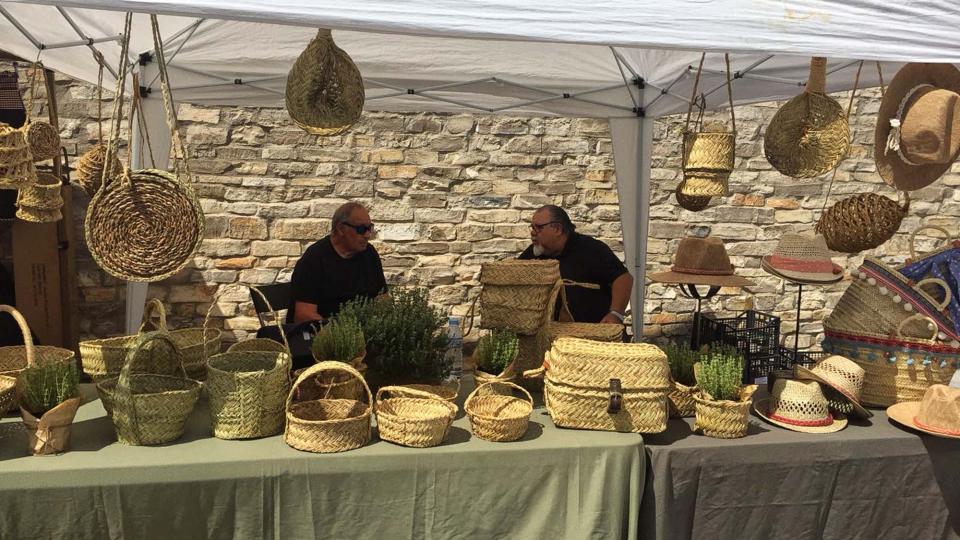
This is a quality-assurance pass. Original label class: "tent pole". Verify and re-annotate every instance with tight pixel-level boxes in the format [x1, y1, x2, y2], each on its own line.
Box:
[631, 114, 652, 341]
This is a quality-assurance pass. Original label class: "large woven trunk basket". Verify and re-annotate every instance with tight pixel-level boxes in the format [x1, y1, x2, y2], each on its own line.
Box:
[284, 362, 372, 453]
[207, 349, 292, 440]
[524, 338, 671, 433]
[479, 260, 561, 335]
[96, 332, 202, 445]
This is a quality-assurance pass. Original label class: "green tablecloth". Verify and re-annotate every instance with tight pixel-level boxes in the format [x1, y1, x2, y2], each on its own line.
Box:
[0, 382, 645, 539]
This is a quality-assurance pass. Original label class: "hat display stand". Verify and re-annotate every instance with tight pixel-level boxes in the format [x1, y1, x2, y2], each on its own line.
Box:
[678, 283, 720, 349]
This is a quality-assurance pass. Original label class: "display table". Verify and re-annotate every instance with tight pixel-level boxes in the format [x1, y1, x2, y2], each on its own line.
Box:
[640, 408, 960, 540]
[0, 382, 645, 539]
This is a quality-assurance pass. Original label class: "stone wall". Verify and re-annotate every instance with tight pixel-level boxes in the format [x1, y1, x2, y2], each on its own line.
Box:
[2, 64, 958, 349]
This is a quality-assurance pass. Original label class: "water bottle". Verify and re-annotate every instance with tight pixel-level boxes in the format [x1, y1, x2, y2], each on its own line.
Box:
[445, 316, 463, 380]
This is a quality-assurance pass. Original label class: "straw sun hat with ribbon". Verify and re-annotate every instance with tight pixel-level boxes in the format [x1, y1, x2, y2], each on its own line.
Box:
[875, 63, 960, 192]
[761, 233, 843, 285]
[754, 378, 848, 433]
[648, 236, 753, 288]
[794, 355, 872, 419]
[887, 383, 960, 439]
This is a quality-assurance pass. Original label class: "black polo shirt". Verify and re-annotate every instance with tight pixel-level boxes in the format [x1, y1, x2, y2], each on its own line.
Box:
[288, 236, 387, 322]
[518, 232, 629, 323]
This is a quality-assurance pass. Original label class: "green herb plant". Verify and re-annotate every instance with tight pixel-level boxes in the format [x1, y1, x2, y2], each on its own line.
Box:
[695, 345, 744, 402]
[16, 360, 80, 417]
[338, 288, 450, 382]
[662, 342, 698, 386]
[312, 316, 365, 363]
[475, 330, 519, 375]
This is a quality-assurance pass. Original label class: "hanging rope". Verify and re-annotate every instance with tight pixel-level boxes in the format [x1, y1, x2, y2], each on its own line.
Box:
[819, 60, 863, 215]
[100, 11, 133, 191]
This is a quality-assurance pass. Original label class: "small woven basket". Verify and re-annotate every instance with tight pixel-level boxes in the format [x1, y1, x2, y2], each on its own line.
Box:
[675, 182, 712, 212]
[465, 381, 533, 442]
[75, 143, 122, 196]
[96, 332, 202, 445]
[478, 260, 561, 335]
[816, 192, 909, 253]
[693, 391, 754, 439]
[285, 29, 365, 136]
[682, 132, 734, 197]
[292, 355, 367, 401]
[16, 171, 62, 223]
[401, 379, 460, 404]
[375, 386, 458, 448]
[284, 361, 372, 453]
[668, 381, 698, 418]
[0, 123, 37, 190]
[0, 305, 76, 413]
[24, 121, 60, 163]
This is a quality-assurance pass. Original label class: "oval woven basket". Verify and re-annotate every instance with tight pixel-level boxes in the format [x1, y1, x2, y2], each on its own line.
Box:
[0, 304, 76, 413]
[284, 361, 373, 453]
[85, 168, 204, 282]
[95, 331, 202, 445]
[16, 171, 62, 223]
[25, 121, 60, 162]
[285, 29, 365, 136]
[375, 386, 458, 448]
[0, 123, 37, 190]
[668, 381, 698, 418]
[75, 143, 122, 196]
[815, 192, 909, 253]
[401, 379, 460, 404]
[465, 381, 533, 442]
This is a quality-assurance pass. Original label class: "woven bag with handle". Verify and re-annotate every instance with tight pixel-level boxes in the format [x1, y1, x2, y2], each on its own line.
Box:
[284, 361, 373, 453]
[0, 304, 76, 413]
[375, 385, 458, 448]
[465, 381, 533, 442]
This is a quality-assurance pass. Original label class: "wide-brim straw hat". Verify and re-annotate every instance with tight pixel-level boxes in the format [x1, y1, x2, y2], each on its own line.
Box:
[762, 233, 843, 285]
[648, 236, 754, 288]
[754, 378, 848, 433]
[794, 355, 872, 419]
[875, 63, 960, 192]
[887, 384, 960, 439]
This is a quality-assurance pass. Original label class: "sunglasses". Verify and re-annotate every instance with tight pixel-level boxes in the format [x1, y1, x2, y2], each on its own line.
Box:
[530, 221, 560, 233]
[342, 222, 376, 235]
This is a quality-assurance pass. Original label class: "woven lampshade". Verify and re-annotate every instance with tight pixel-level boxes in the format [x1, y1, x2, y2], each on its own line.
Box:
[815, 192, 909, 253]
[286, 29, 365, 136]
[764, 57, 849, 178]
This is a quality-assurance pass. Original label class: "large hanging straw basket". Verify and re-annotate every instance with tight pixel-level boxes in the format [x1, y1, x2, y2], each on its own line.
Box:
[0, 123, 36, 190]
[375, 386, 458, 448]
[284, 361, 373, 453]
[478, 260, 561, 335]
[764, 57, 849, 178]
[96, 332, 202, 445]
[0, 305, 75, 413]
[16, 171, 63, 223]
[75, 144, 122, 196]
[815, 192, 909, 253]
[668, 381, 698, 418]
[24, 121, 60, 162]
[693, 389, 755, 439]
[286, 29, 365, 136]
[465, 381, 533, 442]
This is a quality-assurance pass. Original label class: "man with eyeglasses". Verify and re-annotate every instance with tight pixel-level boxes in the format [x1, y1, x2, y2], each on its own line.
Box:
[288, 201, 387, 324]
[519, 205, 633, 325]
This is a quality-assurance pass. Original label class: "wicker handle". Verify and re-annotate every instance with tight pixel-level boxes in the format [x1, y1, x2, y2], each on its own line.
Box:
[915, 277, 953, 311]
[139, 298, 169, 333]
[522, 366, 546, 379]
[287, 360, 371, 410]
[465, 380, 533, 412]
[250, 286, 291, 354]
[0, 305, 35, 367]
[896, 314, 939, 343]
[376, 385, 448, 405]
[908, 225, 955, 261]
[806, 57, 827, 94]
[118, 331, 187, 388]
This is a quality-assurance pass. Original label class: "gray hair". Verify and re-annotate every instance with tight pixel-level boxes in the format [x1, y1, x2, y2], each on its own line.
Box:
[331, 201, 366, 232]
[537, 204, 576, 234]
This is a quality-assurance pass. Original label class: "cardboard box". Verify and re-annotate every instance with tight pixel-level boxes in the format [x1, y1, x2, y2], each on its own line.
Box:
[12, 218, 63, 346]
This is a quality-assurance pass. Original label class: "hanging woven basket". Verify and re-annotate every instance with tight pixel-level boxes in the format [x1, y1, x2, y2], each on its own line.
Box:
[286, 29, 365, 136]
[16, 171, 63, 223]
[764, 57, 849, 178]
[76, 143, 122, 196]
[815, 192, 909, 253]
[0, 123, 37, 190]
[680, 54, 737, 198]
[25, 121, 60, 162]
[675, 182, 711, 212]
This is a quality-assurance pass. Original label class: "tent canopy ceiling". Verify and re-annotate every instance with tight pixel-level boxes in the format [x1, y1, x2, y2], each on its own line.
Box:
[2, 1, 952, 117]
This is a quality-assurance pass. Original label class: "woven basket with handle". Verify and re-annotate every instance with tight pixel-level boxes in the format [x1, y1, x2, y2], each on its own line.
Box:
[284, 361, 372, 453]
[0, 304, 76, 413]
[96, 331, 202, 445]
[465, 381, 533, 442]
[375, 386, 458, 448]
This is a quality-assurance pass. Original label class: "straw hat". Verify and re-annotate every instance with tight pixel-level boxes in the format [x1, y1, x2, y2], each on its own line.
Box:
[286, 29, 365, 136]
[887, 384, 960, 439]
[875, 63, 960, 192]
[754, 378, 848, 433]
[764, 57, 850, 178]
[761, 233, 843, 285]
[648, 236, 754, 288]
[794, 355, 872, 419]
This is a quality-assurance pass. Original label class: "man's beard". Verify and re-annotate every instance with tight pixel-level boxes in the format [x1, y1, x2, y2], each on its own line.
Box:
[532, 244, 545, 257]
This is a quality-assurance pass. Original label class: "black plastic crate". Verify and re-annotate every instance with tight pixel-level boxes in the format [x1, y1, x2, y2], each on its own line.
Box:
[699, 310, 781, 384]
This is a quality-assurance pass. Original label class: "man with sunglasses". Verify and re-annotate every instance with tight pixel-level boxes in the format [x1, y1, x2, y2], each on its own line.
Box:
[519, 205, 633, 325]
[288, 201, 387, 324]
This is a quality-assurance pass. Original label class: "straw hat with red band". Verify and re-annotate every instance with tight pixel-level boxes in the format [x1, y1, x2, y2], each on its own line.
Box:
[887, 383, 960, 439]
[754, 378, 848, 433]
[762, 233, 843, 285]
[648, 236, 754, 288]
[794, 355, 872, 419]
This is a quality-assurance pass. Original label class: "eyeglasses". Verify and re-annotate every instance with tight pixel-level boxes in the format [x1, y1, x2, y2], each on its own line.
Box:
[341, 222, 376, 235]
[530, 221, 560, 233]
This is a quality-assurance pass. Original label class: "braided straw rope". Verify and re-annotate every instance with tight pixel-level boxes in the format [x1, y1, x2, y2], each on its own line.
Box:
[816, 192, 909, 253]
[680, 53, 736, 198]
[96, 331, 202, 445]
[375, 386, 458, 447]
[465, 381, 533, 442]
[668, 381, 698, 418]
[284, 361, 372, 453]
[76, 54, 122, 195]
[22, 63, 61, 163]
[764, 57, 849, 178]
[693, 392, 753, 438]
[16, 170, 62, 223]
[479, 260, 561, 335]
[0, 123, 37, 190]
[285, 29, 365, 136]
[0, 304, 76, 413]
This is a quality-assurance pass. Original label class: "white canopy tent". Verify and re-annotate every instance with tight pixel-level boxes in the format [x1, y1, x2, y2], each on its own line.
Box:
[2, 1, 957, 335]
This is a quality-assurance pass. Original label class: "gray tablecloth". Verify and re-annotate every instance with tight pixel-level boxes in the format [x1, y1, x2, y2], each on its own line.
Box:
[0, 382, 645, 540]
[640, 408, 960, 540]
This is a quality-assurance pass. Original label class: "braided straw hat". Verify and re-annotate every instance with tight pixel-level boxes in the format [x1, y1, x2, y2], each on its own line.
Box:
[764, 57, 849, 178]
[761, 233, 843, 285]
[794, 355, 872, 418]
[286, 29, 365, 136]
[887, 384, 960, 439]
[875, 63, 960, 192]
[754, 378, 848, 433]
